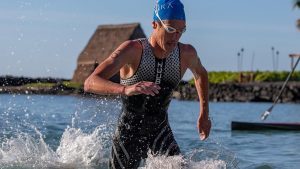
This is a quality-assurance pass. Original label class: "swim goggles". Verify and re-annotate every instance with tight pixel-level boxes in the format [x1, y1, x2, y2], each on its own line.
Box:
[155, 10, 186, 34]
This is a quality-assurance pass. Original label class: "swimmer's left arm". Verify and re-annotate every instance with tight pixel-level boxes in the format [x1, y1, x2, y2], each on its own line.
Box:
[186, 45, 211, 141]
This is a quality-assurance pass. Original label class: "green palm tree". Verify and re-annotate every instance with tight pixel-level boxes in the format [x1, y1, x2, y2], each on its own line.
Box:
[294, 0, 300, 29]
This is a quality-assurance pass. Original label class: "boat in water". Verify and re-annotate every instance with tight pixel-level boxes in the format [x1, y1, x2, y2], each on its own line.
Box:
[231, 121, 300, 130]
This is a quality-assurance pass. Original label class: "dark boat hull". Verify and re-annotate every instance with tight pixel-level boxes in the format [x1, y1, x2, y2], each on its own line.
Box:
[231, 121, 300, 130]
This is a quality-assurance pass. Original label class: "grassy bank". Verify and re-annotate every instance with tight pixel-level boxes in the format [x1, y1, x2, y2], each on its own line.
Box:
[188, 71, 300, 85]
[23, 81, 82, 90]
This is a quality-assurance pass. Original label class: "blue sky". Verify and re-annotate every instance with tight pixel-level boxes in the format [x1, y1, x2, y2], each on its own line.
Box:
[0, 0, 299, 80]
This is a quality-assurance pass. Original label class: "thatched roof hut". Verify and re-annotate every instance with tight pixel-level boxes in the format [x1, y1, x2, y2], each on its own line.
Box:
[72, 23, 146, 84]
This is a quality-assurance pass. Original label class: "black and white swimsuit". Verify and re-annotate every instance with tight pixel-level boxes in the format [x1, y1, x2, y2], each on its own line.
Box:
[109, 38, 182, 169]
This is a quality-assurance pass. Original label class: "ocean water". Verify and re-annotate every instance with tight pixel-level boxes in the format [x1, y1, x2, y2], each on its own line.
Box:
[0, 94, 300, 169]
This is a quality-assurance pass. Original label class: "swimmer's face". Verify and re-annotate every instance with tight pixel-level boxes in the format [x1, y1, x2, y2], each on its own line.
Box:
[152, 20, 186, 52]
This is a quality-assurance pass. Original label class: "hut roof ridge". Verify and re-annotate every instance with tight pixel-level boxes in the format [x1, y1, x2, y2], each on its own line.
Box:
[97, 22, 140, 30]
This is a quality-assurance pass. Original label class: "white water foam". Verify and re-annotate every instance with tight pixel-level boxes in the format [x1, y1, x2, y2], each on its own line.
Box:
[0, 125, 110, 168]
[0, 126, 237, 169]
[56, 125, 110, 166]
[0, 131, 59, 168]
[139, 152, 228, 169]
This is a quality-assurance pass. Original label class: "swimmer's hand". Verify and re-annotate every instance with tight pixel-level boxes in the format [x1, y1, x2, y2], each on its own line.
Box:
[197, 115, 211, 141]
[123, 81, 161, 96]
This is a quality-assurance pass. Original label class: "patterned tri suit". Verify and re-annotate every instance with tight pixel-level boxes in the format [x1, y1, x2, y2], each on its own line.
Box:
[109, 38, 182, 169]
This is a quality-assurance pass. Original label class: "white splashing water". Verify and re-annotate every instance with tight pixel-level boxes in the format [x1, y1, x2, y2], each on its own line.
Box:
[0, 125, 110, 168]
[0, 125, 236, 169]
[56, 125, 110, 166]
[0, 130, 59, 168]
[139, 153, 227, 169]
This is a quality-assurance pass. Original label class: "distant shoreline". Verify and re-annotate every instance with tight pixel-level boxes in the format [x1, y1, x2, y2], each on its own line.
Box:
[1, 76, 300, 103]
[0, 75, 82, 95]
[176, 82, 300, 103]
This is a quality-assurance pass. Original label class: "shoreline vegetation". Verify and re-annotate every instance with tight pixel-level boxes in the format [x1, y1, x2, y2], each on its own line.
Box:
[1, 71, 300, 103]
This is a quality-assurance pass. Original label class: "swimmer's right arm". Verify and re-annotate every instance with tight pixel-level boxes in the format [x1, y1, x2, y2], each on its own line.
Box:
[84, 41, 160, 96]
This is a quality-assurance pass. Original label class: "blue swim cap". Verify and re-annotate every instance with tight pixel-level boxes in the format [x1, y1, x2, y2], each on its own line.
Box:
[153, 0, 186, 21]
